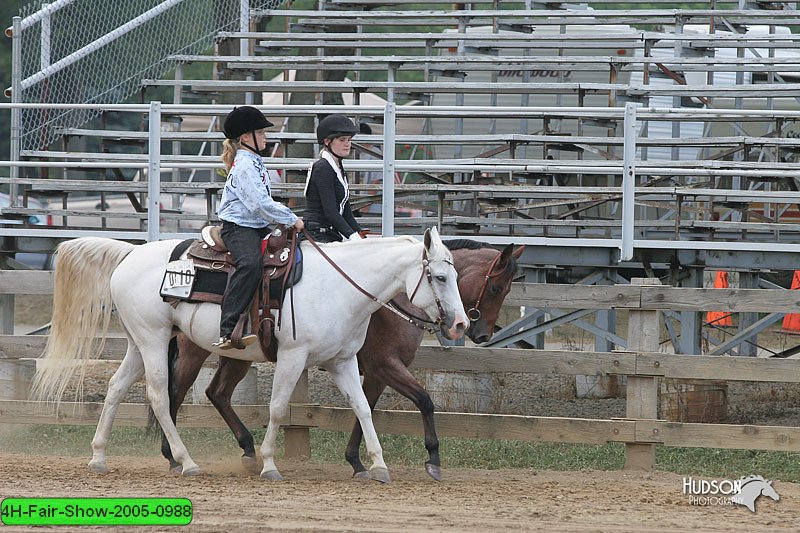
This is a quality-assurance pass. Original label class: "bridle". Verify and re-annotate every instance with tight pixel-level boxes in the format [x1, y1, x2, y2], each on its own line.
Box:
[408, 248, 453, 330]
[466, 251, 506, 322]
[302, 230, 450, 334]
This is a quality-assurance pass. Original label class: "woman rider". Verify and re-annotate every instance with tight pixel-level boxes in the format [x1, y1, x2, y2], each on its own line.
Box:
[214, 106, 304, 350]
[303, 114, 364, 243]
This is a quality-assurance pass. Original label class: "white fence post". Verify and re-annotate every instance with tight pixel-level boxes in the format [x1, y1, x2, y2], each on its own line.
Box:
[148, 101, 162, 242]
[620, 102, 636, 262]
[382, 102, 396, 237]
[40, 3, 51, 70]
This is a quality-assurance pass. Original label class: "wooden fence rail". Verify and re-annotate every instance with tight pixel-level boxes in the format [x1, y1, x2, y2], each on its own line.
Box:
[2, 273, 800, 471]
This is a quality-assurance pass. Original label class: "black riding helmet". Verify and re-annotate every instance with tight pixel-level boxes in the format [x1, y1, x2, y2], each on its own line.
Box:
[316, 114, 359, 144]
[223, 106, 274, 140]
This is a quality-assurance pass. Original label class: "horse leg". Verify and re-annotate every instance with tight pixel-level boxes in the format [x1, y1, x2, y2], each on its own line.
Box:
[138, 337, 200, 476]
[161, 337, 208, 474]
[370, 358, 442, 480]
[206, 357, 258, 473]
[259, 352, 307, 481]
[89, 338, 144, 474]
[344, 376, 387, 480]
[329, 357, 390, 483]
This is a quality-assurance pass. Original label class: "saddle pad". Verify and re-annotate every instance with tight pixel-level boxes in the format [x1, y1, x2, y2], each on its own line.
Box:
[161, 239, 228, 304]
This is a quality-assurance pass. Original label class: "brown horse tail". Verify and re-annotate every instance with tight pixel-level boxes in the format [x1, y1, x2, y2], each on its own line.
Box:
[31, 237, 135, 406]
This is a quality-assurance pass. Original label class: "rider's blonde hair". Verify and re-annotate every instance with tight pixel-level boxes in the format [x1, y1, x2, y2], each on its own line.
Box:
[221, 138, 240, 172]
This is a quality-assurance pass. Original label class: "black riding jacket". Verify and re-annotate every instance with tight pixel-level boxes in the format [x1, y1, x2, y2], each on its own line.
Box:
[304, 154, 361, 239]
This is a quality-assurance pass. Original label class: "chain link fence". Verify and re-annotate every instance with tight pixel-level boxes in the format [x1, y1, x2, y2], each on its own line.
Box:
[13, 0, 284, 151]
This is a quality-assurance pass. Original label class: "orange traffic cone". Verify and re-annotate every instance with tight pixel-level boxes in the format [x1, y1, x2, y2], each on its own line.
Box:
[706, 271, 733, 327]
[782, 271, 800, 333]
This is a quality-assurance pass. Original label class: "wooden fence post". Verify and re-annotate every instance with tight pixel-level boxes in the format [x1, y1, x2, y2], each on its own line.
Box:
[284, 369, 311, 459]
[624, 277, 661, 471]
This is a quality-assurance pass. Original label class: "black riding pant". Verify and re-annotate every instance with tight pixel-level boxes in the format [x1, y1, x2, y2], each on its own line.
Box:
[219, 221, 270, 337]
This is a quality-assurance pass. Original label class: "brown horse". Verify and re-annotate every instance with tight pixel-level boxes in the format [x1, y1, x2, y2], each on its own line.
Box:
[157, 240, 523, 480]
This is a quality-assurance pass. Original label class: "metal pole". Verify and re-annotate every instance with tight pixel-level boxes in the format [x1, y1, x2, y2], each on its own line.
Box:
[40, 4, 51, 69]
[148, 101, 162, 242]
[12, 0, 75, 33]
[17, 0, 186, 91]
[239, 0, 249, 57]
[620, 102, 636, 262]
[9, 17, 22, 205]
[382, 103, 396, 237]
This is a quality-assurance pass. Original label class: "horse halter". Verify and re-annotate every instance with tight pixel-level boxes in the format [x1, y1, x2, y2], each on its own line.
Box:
[466, 251, 505, 322]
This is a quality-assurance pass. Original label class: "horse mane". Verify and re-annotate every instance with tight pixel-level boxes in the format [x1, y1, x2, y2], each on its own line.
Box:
[443, 239, 494, 251]
[740, 475, 768, 485]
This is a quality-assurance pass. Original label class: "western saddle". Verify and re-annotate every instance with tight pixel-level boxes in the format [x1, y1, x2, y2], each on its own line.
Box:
[186, 224, 300, 358]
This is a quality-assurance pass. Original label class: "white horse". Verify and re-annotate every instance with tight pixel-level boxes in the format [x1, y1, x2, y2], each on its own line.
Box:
[32, 227, 468, 482]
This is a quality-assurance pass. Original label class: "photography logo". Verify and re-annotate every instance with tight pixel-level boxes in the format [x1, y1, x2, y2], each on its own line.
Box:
[683, 475, 780, 512]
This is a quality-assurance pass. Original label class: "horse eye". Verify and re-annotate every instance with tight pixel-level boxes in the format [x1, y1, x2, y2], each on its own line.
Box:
[490, 285, 501, 295]
[435, 275, 447, 283]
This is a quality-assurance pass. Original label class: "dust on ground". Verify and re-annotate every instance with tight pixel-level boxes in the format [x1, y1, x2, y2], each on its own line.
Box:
[1, 453, 798, 532]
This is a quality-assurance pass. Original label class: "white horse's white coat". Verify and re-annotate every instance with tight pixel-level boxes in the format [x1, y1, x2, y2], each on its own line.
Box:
[33, 229, 467, 481]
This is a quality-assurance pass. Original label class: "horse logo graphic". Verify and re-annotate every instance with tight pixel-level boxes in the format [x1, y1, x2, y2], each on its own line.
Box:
[730, 476, 780, 512]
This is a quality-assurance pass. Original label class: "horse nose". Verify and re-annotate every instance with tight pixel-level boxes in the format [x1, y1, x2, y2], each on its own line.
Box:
[474, 332, 491, 344]
[448, 319, 467, 340]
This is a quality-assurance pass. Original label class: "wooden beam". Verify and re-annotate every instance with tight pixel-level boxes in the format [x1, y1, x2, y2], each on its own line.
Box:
[642, 286, 800, 313]
[413, 346, 638, 375]
[0, 271, 54, 294]
[506, 283, 641, 309]
[289, 404, 635, 444]
[638, 420, 800, 452]
[0, 399, 267, 428]
[636, 353, 800, 383]
[0, 336, 128, 360]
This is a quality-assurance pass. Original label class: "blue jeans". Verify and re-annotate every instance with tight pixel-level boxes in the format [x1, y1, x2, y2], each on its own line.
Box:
[219, 222, 269, 337]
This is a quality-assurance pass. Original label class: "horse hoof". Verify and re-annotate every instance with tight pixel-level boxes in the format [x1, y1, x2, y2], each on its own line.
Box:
[369, 467, 391, 484]
[261, 470, 284, 481]
[182, 466, 201, 477]
[425, 463, 442, 481]
[88, 461, 108, 474]
[169, 464, 182, 475]
[241, 455, 259, 474]
[352, 470, 371, 481]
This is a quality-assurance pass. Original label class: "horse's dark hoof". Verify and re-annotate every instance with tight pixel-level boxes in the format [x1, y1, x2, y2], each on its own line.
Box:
[352, 470, 371, 481]
[369, 466, 391, 484]
[425, 463, 442, 481]
[169, 464, 182, 475]
[261, 469, 284, 481]
[241, 455, 259, 474]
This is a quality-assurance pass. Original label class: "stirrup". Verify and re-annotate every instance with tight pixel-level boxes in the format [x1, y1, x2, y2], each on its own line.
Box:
[240, 334, 258, 347]
[213, 336, 233, 350]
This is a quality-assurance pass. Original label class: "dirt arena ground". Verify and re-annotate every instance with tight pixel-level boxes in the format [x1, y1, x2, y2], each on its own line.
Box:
[1, 452, 798, 532]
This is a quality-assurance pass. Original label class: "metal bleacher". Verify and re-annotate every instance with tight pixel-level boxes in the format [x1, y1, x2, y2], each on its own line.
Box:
[10, 0, 800, 356]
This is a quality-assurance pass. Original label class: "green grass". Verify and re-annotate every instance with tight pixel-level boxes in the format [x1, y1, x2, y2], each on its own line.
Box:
[3, 425, 799, 482]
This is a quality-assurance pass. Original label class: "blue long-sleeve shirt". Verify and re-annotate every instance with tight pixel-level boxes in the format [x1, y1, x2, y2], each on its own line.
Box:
[218, 150, 297, 229]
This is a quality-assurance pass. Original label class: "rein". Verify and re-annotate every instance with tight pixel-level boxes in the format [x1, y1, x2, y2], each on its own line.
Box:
[467, 251, 505, 322]
[301, 230, 446, 334]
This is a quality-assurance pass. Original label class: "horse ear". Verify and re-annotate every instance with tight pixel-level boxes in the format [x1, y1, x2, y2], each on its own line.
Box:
[512, 245, 525, 259]
[423, 228, 432, 251]
[498, 244, 514, 264]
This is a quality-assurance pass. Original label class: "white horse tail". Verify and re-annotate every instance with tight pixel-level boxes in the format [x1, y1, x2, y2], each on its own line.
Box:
[32, 237, 135, 404]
